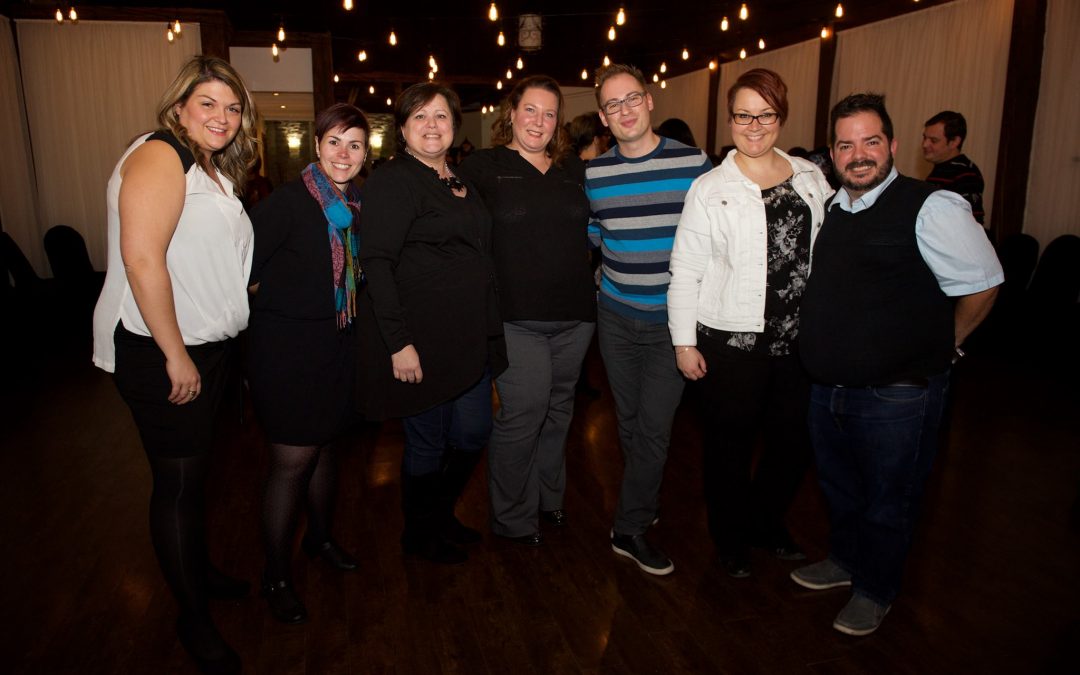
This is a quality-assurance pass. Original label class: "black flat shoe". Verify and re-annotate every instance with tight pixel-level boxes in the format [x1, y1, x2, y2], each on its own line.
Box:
[260, 579, 308, 624]
[498, 531, 544, 547]
[540, 509, 567, 527]
[442, 515, 483, 545]
[301, 537, 359, 571]
[719, 553, 751, 578]
[176, 613, 241, 675]
[206, 564, 250, 600]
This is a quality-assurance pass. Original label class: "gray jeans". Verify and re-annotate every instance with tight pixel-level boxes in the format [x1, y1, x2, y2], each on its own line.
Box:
[598, 305, 685, 536]
[488, 320, 595, 537]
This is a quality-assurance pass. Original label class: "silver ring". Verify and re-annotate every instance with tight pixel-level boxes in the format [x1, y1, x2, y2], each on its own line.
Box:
[188, 390, 197, 396]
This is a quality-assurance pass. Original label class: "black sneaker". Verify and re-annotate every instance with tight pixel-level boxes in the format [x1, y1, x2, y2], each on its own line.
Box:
[611, 532, 674, 576]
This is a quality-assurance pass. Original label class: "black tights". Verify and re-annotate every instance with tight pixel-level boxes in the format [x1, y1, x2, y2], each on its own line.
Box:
[262, 443, 340, 580]
[147, 454, 212, 618]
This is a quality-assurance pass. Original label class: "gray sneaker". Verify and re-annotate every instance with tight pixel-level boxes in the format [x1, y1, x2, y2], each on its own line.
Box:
[790, 559, 852, 590]
[611, 533, 674, 576]
[833, 594, 891, 636]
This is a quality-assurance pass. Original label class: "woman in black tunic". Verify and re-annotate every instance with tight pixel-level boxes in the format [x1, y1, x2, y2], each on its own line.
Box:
[248, 104, 369, 623]
[357, 82, 506, 565]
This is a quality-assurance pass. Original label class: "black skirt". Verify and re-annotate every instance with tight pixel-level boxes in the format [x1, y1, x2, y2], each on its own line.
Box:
[112, 323, 234, 458]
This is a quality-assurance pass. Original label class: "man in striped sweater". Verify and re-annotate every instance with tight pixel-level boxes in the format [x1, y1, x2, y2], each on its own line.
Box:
[585, 64, 712, 576]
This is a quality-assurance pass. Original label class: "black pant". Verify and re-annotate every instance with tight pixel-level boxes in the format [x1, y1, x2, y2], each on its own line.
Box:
[695, 332, 812, 554]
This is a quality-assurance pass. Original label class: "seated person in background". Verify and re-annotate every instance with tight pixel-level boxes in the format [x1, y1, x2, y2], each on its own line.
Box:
[922, 110, 985, 225]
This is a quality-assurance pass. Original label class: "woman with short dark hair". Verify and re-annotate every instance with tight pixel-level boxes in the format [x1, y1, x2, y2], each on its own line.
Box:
[356, 82, 505, 565]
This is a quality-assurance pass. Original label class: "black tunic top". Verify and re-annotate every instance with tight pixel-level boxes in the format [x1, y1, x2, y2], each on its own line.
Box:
[356, 153, 506, 420]
[458, 146, 596, 323]
[247, 179, 358, 444]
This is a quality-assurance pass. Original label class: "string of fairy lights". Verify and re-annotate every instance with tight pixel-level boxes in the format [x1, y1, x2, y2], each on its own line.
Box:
[51, 2, 925, 109]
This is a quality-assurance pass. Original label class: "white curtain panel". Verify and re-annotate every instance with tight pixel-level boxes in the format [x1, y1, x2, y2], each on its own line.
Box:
[1023, 0, 1080, 250]
[15, 20, 201, 270]
[717, 39, 821, 154]
[647, 68, 711, 151]
[0, 15, 49, 275]
[831, 0, 1014, 227]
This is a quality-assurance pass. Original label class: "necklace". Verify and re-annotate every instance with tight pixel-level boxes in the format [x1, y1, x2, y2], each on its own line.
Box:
[405, 148, 465, 192]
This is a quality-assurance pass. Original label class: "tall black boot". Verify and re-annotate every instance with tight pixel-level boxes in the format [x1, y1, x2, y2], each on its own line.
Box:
[440, 448, 483, 545]
[401, 472, 467, 565]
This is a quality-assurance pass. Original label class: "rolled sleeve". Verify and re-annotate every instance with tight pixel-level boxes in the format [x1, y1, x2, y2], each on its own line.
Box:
[916, 190, 1004, 296]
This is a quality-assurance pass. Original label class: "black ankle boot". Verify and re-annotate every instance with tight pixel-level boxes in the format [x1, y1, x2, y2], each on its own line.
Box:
[206, 563, 250, 600]
[301, 536, 359, 571]
[260, 578, 308, 624]
[176, 613, 241, 675]
[401, 472, 468, 565]
[439, 449, 482, 545]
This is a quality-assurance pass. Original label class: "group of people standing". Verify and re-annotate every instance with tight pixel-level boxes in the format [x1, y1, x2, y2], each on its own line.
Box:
[92, 53, 1002, 674]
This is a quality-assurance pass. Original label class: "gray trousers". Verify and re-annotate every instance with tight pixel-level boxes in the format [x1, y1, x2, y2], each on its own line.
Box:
[598, 305, 685, 536]
[488, 320, 595, 537]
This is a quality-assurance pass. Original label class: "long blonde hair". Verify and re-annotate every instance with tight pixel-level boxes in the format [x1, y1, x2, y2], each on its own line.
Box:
[155, 55, 260, 194]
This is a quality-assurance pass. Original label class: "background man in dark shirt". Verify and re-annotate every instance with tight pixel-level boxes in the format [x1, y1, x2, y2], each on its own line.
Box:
[922, 110, 985, 224]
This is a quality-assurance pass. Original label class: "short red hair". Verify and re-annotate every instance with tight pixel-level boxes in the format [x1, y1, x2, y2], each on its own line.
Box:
[727, 68, 789, 125]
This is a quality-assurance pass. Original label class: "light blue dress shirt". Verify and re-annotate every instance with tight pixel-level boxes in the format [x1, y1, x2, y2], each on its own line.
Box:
[828, 168, 1004, 297]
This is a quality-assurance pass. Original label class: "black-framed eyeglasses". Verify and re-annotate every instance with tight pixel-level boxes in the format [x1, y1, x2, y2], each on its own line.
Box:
[732, 112, 779, 125]
[603, 92, 646, 116]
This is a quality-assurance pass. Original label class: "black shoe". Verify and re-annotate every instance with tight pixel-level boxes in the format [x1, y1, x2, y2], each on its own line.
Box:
[205, 564, 250, 600]
[610, 532, 674, 575]
[719, 552, 751, 578]
[540, 509, 567, 527]
[176, 613, 241, 675]
[442, 515, 483, 545]
[260, 579, 308, 624]
[302, 537, 359, 571]
[497, 531, 544, 547]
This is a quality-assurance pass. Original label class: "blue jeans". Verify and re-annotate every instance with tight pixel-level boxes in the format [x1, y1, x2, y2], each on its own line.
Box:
[402, 369, 493, 477]
[598, 305, 685, 536]
[809, 372, 949, 606]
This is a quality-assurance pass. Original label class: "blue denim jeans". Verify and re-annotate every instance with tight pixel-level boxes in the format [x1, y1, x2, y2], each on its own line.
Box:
[401, 369, 493, 477]
[808, 372, 949, 606]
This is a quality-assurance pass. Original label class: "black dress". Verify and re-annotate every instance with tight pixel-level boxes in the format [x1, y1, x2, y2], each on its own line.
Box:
[247, 179, 357, 445]
[355, 152, 506, 420]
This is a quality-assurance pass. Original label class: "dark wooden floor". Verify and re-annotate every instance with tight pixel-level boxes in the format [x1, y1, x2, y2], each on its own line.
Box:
[2, 333, 1077, 674]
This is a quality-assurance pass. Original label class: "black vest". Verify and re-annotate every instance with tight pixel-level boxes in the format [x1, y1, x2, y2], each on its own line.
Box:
[800, 175, 954, 386]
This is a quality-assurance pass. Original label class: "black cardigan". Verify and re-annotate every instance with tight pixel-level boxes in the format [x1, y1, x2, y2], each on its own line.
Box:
[355, 152, 506, 420]
[457, 146, 596, 323]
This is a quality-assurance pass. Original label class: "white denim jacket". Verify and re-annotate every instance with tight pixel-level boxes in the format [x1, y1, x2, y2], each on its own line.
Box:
[668, 148, 833, 345]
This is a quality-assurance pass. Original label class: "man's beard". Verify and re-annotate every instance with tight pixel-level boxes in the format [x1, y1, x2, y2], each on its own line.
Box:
[837, 153, 893, 195]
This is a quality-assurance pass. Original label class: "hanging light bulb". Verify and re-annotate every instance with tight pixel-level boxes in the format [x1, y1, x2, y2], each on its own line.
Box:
[739, 48, 747, 59]
[608, 26, 616, 41]
[616, 7, 626, 26]
[488, 3, 499, 21]
[358, 50, 367, 61]
[682, 48, 689, 60]
[708, 60, 717, 71]
[506, 68, 513, 79]
[272, 43, 279, 57]
[497, 80, 503, 90]
[758, 38, 766, 50]
[333, 74, 340, 83]
[482, 105, 488, 114]
[660, 80, 667, 89]
[740, 4, 749, 20]
[652, 73, 659, 83]
[56, 9, 63, 23]
[721, 16, 729, 31]
[386, 97, 392, 106]
[428, 71, 435, 80]
[167, 27, 174, 43]
[429, 55, 437, 69]
[369, 85, 375, 94]
[603, 55, 611, 67]
[389, 31, 397, 46]
[497, 31, 505, 46]
[343, 0, 353, 9]
[835, 3, 844, 18]
[516, 56, 524, 70]
[581, 69, 588, 80]
[277, 25, 285, 42]
[660, 62, 667, 74]
[174, 20, 181, 34]
[821, 26, 831, 39]
[69, 7, 78, 21]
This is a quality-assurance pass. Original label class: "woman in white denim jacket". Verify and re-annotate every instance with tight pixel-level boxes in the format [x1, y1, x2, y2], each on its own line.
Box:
[668, 69, 833, 578]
